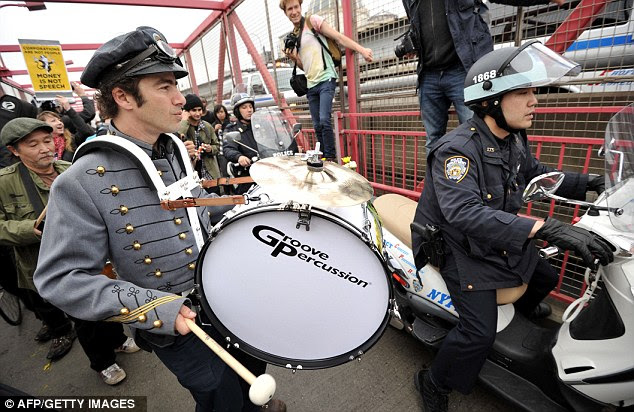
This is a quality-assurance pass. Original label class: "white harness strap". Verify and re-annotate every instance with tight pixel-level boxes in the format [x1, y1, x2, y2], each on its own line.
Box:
[74, 134, 206, 250]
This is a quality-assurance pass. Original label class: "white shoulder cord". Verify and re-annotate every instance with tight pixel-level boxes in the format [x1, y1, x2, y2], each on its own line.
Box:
[562, 264, 602, 323]
[74, 135, 206, 251]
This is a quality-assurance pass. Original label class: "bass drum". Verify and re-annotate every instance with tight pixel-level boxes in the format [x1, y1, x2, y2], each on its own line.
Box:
[196, 202, 391, 369]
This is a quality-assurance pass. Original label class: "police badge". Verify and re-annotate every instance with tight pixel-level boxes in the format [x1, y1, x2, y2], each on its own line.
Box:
[444, 156, 469, 183]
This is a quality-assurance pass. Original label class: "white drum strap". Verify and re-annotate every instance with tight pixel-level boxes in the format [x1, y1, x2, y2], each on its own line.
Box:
[74, 135, 205, 250]
[165, 134, 205, 250]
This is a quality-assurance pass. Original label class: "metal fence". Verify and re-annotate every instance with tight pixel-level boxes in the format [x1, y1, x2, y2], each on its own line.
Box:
[180, 0, 634, 301]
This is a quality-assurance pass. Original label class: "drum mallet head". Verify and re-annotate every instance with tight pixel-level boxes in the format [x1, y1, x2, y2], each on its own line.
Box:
[249, 373, 276, 406]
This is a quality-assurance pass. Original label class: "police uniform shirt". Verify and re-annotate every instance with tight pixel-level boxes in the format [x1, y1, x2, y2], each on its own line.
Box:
[33, 124, 215, 336]
[415, 115, 588, 291]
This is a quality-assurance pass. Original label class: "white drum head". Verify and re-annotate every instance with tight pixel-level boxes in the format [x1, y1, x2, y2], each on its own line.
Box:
[197, 207, 390, 369]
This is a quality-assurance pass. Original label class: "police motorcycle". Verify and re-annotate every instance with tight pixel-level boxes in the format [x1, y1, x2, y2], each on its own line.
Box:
[374, 104, 634, 411]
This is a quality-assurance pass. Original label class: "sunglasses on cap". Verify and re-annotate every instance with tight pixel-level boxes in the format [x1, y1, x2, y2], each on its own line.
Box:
[102, 33, 182, 84]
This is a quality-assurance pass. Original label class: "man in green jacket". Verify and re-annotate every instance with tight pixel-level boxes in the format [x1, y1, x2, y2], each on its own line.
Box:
[0, 117, 75, 360]
[178, 94, 221, 186]
[0, 118, 139, 383]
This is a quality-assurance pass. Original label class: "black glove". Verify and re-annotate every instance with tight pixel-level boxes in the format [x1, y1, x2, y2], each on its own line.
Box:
[587, 174, 605, 195]
[535, 218, 614, 268]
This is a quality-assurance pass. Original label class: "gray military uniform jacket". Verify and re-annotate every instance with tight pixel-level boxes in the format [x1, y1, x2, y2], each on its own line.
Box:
[34, 126, 222, 339]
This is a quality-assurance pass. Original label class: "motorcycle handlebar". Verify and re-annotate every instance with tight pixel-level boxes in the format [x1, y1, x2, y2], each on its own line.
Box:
[539, 246, 560, 259]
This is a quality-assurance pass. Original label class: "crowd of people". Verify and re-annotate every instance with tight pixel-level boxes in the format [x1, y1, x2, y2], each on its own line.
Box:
[0, 0, 618, 411]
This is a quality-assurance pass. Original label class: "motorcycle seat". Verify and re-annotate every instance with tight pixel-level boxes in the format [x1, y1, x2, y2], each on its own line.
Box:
[373, 193, 416, 249]
[373, 194, 527, 304]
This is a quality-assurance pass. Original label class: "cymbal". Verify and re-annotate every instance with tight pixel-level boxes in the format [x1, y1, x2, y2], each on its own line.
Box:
[250, 156, 373, 207]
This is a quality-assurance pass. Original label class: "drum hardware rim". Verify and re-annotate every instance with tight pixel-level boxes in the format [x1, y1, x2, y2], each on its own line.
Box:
[295, 204, 312, 231]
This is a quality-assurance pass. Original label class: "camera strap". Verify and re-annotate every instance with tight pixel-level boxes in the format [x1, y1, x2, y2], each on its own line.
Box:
[17, 162, 45, 217]
[296, 16, 305, 50]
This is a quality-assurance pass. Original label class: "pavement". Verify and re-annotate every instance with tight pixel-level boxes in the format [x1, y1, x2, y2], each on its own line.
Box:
[1, 305, 526, 412]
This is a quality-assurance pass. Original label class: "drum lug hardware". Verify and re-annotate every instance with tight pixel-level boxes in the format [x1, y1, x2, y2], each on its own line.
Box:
[296, 205, 312, 231]
[390, 298, 402, 320]
[285, 364, 303, 373]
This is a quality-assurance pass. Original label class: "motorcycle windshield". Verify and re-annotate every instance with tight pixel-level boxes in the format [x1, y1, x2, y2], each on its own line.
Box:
[604, 103, 634, 233]
[251, 108, 295, 158]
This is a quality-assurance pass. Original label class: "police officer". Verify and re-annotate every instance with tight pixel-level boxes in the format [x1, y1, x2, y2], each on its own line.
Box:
[223, 88, 258, 195]
[411, 41, 613, 412]
[33, 27, 283, 411]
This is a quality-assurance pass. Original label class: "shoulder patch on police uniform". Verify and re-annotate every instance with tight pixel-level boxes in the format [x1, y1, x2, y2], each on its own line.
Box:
[444, 156, 469, 183]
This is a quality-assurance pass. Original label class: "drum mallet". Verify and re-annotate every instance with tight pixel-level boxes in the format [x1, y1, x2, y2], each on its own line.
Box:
[184, 318, 276, 405]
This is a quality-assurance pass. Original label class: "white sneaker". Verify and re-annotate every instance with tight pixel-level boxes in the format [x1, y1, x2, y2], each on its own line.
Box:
[115, 337, 140, 353]
[100, 363, 126, 385]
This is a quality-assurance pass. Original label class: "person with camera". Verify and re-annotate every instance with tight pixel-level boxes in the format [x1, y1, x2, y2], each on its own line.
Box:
[400, 0, 565, 148]
[410, 42, 611, 412]
[280, 0, 373, 161]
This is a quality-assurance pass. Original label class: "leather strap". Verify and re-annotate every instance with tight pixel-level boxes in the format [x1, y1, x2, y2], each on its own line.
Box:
[17, 163, 45, 216]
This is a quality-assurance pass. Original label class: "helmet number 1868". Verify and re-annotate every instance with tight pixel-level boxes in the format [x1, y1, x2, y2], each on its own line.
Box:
[473, 70, 497, 84]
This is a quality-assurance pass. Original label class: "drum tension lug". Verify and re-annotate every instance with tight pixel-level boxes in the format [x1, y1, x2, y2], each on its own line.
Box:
[296, 205, 312, 231]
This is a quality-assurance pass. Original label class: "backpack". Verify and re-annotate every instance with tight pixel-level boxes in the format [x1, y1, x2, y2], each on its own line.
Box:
[304, 13, 342, 68]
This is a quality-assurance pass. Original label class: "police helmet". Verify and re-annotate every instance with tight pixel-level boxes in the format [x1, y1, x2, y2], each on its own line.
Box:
[230, 84, 255, 121]
[464, 41, 580, 131]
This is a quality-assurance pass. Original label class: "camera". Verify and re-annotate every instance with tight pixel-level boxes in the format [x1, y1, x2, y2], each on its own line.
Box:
[284, 32, 299, 52]
[394, 28, 417, 59]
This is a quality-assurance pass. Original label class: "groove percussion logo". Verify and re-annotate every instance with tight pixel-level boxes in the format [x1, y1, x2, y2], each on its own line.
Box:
[252, 225, 369, 288]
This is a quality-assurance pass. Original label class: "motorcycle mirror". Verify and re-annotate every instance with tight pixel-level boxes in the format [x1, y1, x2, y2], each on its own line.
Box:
[522, 172, 565, 203]
[224, 131, 241, 143]
[292, 123, 302, 135]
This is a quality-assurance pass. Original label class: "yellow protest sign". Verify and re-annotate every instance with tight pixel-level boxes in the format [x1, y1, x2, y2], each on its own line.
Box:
[18, 39, 72, 100]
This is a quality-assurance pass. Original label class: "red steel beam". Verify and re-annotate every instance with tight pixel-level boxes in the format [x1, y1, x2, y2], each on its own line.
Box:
[181, 11, 223, 50]
[342, 0, 359, 162]
[545, 0, 610, 54]
[228, 12, 296, 126]
[224, 12, 242, 85]
[0, 43, 184, 53]
[1, 66, 85, 76]
[184, 49, 199, 95]
[40, 0, 227, 10]
[216, 19, 227, 105]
